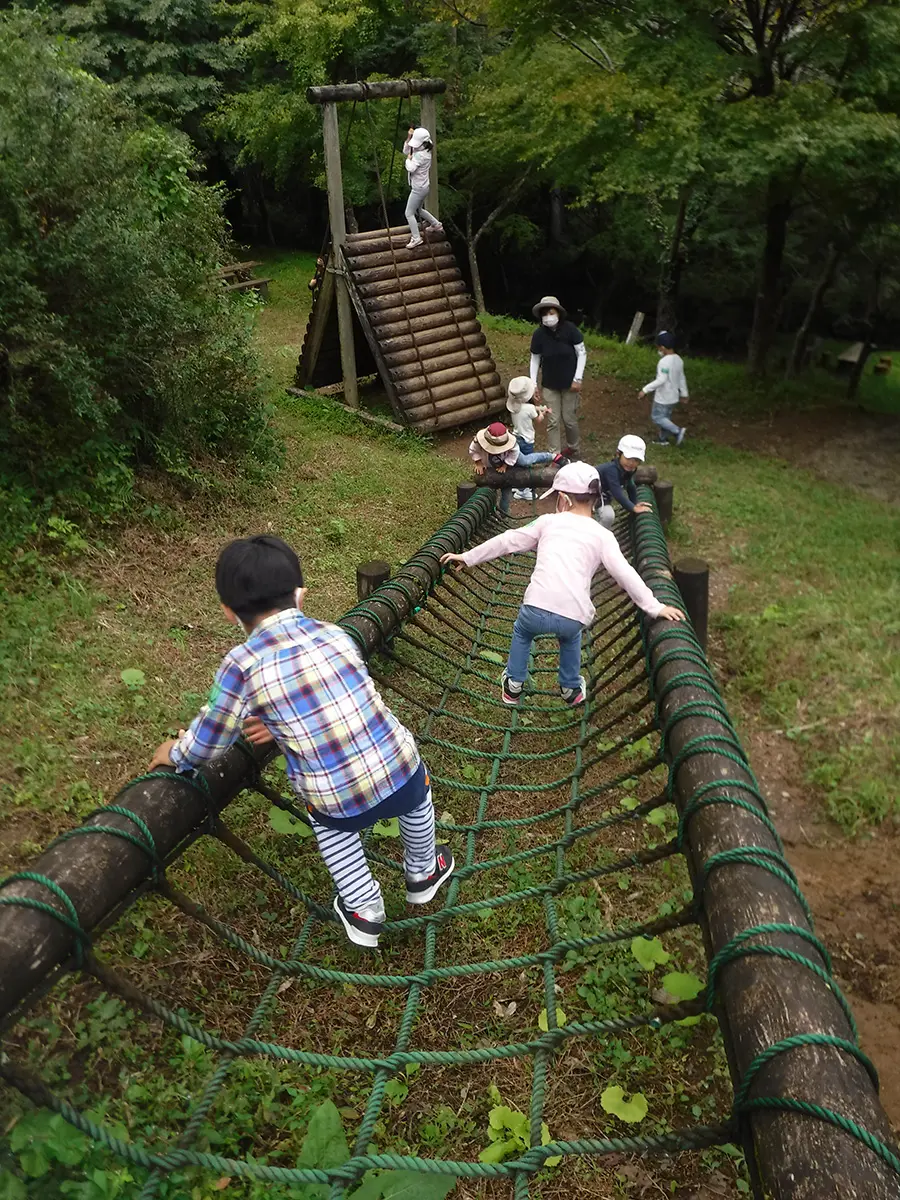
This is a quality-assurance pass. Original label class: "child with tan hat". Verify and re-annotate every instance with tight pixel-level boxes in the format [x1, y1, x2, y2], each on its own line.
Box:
[506, 376, 550, 501]
[468, 421, 559, 515]
[441, 462, 684, 706]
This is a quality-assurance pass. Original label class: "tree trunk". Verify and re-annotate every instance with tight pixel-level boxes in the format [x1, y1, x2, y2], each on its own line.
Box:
[847, 342, 873, 401]
[656, 189, 689, 332]
[550, 187, 565, 245]
[786, 244, 841, 378]
[466, 196, 486, 312]
[747, 177, 793, 376]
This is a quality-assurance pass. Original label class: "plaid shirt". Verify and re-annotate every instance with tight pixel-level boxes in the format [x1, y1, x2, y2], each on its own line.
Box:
[170, 610, 420, 820]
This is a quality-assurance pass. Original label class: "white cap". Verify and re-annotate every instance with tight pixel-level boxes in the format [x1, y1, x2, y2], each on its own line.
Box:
[506, 376, 536, 409]
[617, 434, 646, 461]
[409, 127, 431, 149]
[538, 461, 600, 500]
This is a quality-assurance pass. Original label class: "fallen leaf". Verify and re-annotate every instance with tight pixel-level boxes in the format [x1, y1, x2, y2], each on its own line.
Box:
[277, 978, 295, 994]
[213, 1179, 231, 1191]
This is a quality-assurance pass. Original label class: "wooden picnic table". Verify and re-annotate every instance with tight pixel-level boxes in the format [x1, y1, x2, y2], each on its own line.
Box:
[217, 260, 273, 297]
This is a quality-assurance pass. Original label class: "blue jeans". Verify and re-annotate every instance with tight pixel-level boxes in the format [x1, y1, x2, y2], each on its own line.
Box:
[516, 436, 535, 455]
[507, 604, 584, 690]
[498, 448, 553, 514]
[651, 402, 681, 441]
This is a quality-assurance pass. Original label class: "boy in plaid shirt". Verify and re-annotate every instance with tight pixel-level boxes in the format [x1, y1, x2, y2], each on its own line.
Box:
[149, 535, 453, 948]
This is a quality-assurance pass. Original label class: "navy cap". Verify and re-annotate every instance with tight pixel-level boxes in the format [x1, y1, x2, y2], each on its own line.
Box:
[655, 330, 675, 349]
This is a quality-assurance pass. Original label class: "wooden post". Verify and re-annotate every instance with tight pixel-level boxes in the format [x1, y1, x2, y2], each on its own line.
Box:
[625, 311, 645, 345]
[420, 93, 439, 219]
[322, 101, 359, 409]
[653, 479, 674, 528]
[457, 482, 480, 508]
[634, 464, 658, 486]
[674, 557, 709, 649]
[357, 560, 391, 600]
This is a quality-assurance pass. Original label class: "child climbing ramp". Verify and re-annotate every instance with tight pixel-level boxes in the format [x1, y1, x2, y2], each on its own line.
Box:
[441, 463, 685, 707]
[148, 535, 454, 949]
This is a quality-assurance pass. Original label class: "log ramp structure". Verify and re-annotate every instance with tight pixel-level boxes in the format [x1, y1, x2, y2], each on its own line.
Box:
[296, 226, 506, 432]
[295, 77, 506, 433]
[1, 493, 899, 1198]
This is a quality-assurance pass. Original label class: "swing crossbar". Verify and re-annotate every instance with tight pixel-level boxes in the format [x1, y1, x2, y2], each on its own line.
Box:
[307, 78, 447, 105]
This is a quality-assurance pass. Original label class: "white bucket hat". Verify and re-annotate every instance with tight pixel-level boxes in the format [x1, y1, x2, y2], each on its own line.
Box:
[409, 127, 431, 149]
[538, 462, 600, 500]
[532, 295, 567, 321]
[617, 435, 646, 461]
[506, 376, 536, 410]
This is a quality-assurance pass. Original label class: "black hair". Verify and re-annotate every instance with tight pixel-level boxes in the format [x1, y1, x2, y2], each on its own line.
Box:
[421, 138, 433, 151]
[215, 535, 304, 622]
[561, 492, 596, 505]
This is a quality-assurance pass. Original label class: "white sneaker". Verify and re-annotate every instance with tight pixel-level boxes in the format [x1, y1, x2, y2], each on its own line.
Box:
[676, 426, 687, 445]
[511, 489, 527, 500]
[431, 223, 444, 233]
[406, 237, 423, 249]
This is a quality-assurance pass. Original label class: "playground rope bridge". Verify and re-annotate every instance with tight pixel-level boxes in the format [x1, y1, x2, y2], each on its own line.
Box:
[0, 488, 898, 1198]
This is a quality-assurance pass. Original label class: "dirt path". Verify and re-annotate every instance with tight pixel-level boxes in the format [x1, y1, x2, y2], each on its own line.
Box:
[434, 357, 900, 1129]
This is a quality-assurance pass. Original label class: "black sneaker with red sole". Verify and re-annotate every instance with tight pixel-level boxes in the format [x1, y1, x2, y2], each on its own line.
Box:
[406, 845, 455, 905]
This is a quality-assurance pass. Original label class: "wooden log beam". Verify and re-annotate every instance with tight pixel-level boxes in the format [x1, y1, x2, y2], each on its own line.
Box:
[355, 269, 462, 299]
[361, 280, 467, 307]
[404, 382, 504, 419]
[389, 347, 492, 380]
[380, 327, 484, 357]
[370, 295, 475, 325]
[0, 744, 276, 1021]
[344, 241, 449, 269]
[632, 498, 899, 1200]
[479, 465, 558, 490]
[352, 255, 456, 285]
[307, 78, 447, 104]
[376, 309, 478, 340]
[411, 399, 505, 432]
[396, 362, 497, 400]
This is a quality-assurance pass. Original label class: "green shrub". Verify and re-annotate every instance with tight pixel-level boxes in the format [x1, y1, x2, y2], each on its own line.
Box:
[0, 12, 278, 561]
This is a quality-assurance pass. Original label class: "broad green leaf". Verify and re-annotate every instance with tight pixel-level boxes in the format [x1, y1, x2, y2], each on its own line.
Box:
[0, 1171, 27, 1200]
[601, 1086, 648, 1124]
[352, 1169, 456, 1199]
[268, 806, 313, 838]
[479, 1138, 518, 1163]
[540, 1122, 561, 1168]
[478, 650, 505, 665]
[631, 936, 670, 971]
[660, 971, 704, 1000]
[297, 1100, 350, 1170]
[371, 818, 401, 838]
[120, 668, 145, 689]
[538, 1006, 567, 1031]
[46, 1116, 88, 1166]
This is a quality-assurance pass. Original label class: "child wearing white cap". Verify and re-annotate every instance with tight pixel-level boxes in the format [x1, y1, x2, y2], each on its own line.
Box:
[595, 435, 654, 530]
[441, 463, 684, 706]
[506, 376, 550, 501]
[404, 127, 443, 248]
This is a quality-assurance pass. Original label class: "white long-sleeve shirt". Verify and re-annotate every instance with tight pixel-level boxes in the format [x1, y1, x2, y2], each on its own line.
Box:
[404, 139, 432, 191]
[459, 513, 663, 627]
[641, 353, 688, 406]
[529, 344, 587, 387]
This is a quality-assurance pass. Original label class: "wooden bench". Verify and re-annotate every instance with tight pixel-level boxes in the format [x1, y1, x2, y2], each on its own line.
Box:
[225, 277, 273, 297]
[217, 260, 263, 280]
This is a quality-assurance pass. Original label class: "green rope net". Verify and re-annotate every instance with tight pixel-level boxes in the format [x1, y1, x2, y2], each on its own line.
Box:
[1, 491, 898, 1198]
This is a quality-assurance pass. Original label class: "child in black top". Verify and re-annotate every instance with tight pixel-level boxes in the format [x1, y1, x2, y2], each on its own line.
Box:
[595, 435, 653, 529]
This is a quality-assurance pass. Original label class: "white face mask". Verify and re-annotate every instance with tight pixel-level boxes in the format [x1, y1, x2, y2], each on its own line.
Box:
[542, 314, 559, 328]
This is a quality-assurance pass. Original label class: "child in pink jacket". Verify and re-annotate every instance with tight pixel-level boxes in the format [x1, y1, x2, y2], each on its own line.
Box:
[442, 462, 684, 706]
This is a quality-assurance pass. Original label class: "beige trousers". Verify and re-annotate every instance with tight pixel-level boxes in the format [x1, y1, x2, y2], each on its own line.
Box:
[542, 387, 581, 455]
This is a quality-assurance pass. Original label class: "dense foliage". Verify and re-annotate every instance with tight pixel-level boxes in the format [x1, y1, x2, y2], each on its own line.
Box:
[0, 14, 273, 558]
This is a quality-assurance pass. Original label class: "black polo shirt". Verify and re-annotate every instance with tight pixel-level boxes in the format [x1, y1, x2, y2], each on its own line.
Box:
[531, 321, 583, 390]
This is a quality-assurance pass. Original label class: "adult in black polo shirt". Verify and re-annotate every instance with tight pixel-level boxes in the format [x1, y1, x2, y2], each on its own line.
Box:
[528, 295, 587, 457]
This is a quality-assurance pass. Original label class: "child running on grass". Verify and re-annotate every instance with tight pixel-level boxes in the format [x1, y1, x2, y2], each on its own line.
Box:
[441, 463, 684, 706]
[469, 420, 562, 515]
[595, 434, 654, 529]
[639, 331, 688, 446]
[148, 535, 454, 949]
[506, 376, 550, 501]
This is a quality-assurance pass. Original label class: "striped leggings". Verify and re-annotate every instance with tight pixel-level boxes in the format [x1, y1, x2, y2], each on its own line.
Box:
[308, 790, 437, 915]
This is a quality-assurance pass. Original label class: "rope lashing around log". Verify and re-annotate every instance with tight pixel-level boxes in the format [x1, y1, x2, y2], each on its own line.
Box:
[0, 491, 898, 1199]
